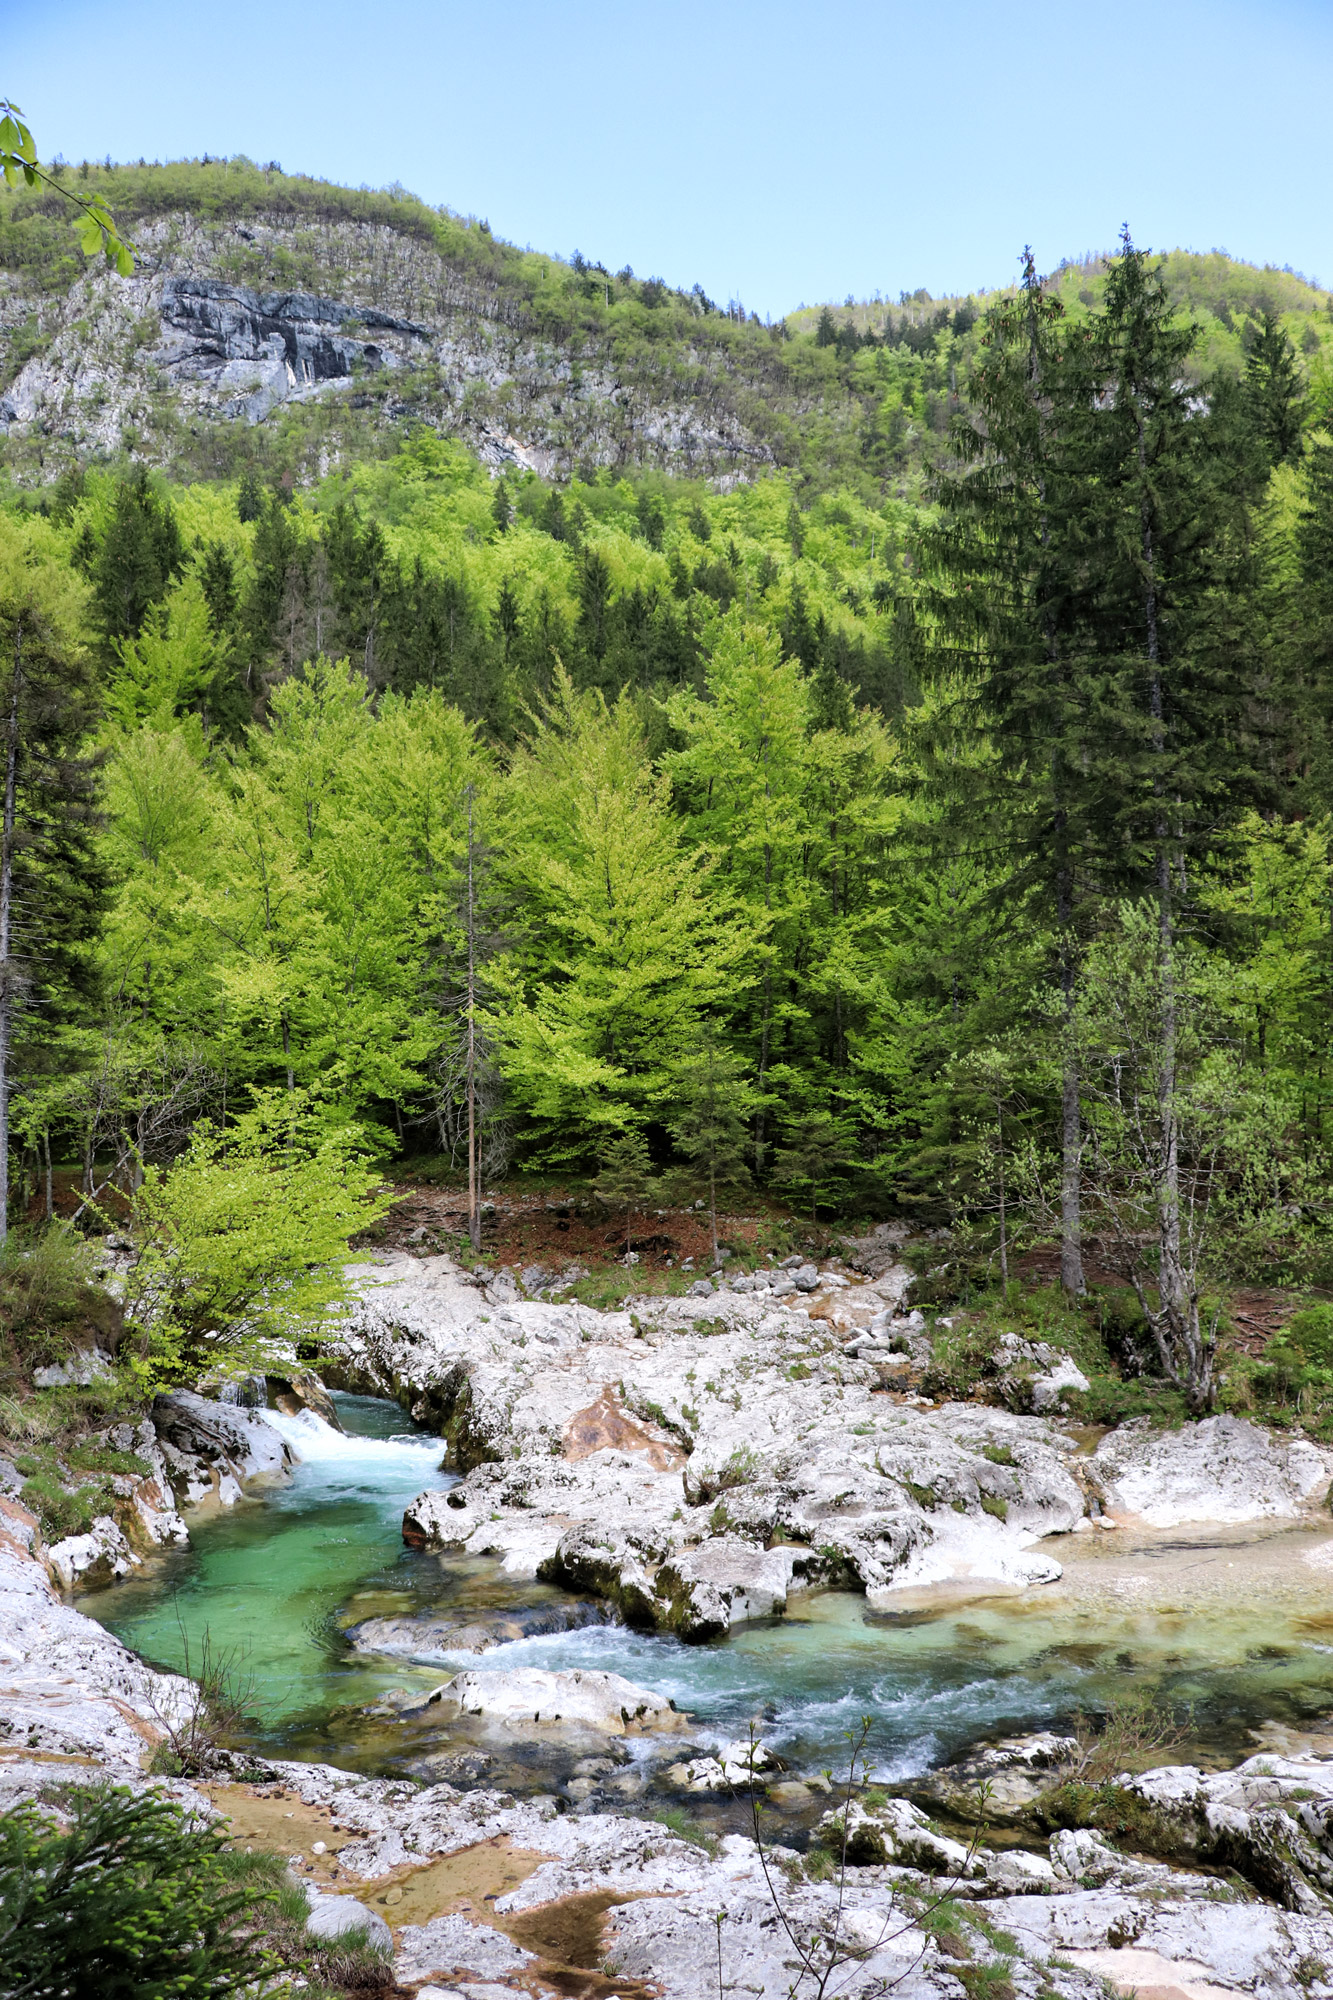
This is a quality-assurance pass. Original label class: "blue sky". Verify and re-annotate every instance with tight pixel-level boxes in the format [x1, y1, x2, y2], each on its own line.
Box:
[8, 0, 1332, 319]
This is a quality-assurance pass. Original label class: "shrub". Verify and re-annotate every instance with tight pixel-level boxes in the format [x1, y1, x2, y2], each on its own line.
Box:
[122, 1091, 394, 1388]
[18, 1470, 115, 1541]
[0, 1786, 279, 1999]
[1284, 1305, 1333, 1366]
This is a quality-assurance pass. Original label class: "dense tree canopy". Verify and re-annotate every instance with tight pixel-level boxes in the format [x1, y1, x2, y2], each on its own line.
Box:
[2, 239, 1333, 1406]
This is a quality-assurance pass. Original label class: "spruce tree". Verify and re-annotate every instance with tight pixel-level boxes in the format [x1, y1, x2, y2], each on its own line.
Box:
[593, 1128, 657, 1258]
[667, 1033, 756, 1263]
[0, 571, 107, 1243]
[1071, 236, 1269, 1403]
[1243, 308, 1306, 467]
[83, 469, 184, 656]
[926, 252, 1097, 1293]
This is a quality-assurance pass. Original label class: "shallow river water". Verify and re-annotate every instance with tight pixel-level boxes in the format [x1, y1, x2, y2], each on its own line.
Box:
[83, 1394, 1333, 1789]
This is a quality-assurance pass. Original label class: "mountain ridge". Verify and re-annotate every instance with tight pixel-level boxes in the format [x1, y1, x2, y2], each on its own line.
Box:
[2, 159, 1332, 498]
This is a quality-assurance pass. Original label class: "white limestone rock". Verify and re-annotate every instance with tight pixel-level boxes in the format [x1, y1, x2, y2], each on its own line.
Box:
[0, 1495, 194, 1767]
[1090, 1415, 1333, 1527]
[424, 1666, 687, 1736]
[342, 1253, 1087, 1634]
[303, 1886, 392, 1949]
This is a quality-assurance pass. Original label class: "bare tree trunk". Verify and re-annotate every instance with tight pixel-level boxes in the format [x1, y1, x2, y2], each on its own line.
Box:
[709, 1155, 718, 1266]
[43, 1128, 52, 1222]
[465, 785, 480, 1257]
[0, 625, 21, 1250]
[996, 1097, 1009, 1292]
[1057, 921, 1084, 1295]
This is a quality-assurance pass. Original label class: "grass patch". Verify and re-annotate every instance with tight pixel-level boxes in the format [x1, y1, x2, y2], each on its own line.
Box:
[639, 1805, 718, 1855]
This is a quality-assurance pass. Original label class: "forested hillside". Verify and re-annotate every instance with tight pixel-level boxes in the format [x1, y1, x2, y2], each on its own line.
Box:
[2, 163, 1333, 1412]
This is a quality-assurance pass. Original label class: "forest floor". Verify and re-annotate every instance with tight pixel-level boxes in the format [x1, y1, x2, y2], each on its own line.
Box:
[366, 1173, 826, 1282]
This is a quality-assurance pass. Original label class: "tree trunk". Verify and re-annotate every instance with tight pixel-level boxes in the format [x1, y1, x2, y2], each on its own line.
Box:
[1057, 920, 1084, 1295]
[996, 1099, 1009, 1292]
[0, 624, 21, 1250]
[709, 1156, 718, 1266]
[465, 785, 480, 1257]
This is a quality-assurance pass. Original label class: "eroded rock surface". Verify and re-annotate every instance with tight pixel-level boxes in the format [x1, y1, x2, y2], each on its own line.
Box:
[0, 1495, 194, 1765]
[339, 1251, 1089, 1636]
[1089, 1415, 1333, 1527]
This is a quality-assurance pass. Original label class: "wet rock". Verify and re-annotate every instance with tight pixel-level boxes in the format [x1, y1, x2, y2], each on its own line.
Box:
[346, 1598, 613, 1660]
[911, 1731, 1081, 1824]
[267, 1372, 342, 1429]
[152, 1391, 292, 1488]
[1089, 1415, 1333, 1527]
[652, 1539, 808, 1639]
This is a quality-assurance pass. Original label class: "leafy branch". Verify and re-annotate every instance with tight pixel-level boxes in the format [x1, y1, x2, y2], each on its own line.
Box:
[0, 99, 135, 274]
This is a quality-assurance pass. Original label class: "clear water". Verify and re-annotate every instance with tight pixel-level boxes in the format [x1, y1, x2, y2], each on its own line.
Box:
[83, 1396, 458, 1736]
[83, 1393, 1333, 1785]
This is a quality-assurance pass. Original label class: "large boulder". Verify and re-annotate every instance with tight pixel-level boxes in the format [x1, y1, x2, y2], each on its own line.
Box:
[152, 1391, 292, 1490]
[418, 1667, 688, 1737]
[1089, 1415, 1333, 1527]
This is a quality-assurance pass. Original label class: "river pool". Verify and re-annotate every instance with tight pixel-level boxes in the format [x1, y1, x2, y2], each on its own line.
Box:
[82, 1393, 1333, 1791]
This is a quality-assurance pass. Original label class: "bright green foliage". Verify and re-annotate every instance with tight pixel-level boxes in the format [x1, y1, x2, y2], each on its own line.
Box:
[122, 1090, 393, 1386]
[0, 1786, 277, 1999]
[489, 667, 743, 1158]
[6, 227, 1333, 1326]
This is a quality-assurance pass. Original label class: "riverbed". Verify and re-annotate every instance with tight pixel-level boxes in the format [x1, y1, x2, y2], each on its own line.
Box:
[82, 1393, 1333, 1794]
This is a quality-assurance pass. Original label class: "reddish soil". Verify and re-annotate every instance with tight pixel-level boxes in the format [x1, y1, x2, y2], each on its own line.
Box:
[370, 1179, 810, 1278]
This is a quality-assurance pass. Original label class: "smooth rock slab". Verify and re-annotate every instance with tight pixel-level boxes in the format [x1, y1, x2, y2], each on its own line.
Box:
[1089, 1415, 1333, 1527]
[429, 1667, 687, 1736]
[304, 1887, 392, 1949]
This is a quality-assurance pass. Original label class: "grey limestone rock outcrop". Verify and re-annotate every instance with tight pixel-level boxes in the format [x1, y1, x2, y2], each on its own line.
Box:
[0, 211, 780, 481]
[42, 1395, 292, 1593]
[339, 1250, 1087, 1638]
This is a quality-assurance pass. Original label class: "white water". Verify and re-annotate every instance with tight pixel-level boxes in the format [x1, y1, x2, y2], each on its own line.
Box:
[85, 1394, 1333, 1782]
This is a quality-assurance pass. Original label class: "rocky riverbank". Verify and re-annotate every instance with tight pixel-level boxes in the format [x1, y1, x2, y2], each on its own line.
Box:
[8, 1246, 1333, 1996]
[334, 1248, 1333, 1641]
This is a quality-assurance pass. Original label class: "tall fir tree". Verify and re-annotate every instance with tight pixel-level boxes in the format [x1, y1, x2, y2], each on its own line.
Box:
[0, 537, 108, 1241]
[926, 252, 1097, 1292]
[1243, 308, 1307, 467]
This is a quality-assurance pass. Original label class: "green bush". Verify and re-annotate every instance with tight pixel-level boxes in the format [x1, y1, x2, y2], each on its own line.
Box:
[0, 1786, 280, 1999]
[18, 1470, 115, 1541]
[1284, 1305, 1333, 1365]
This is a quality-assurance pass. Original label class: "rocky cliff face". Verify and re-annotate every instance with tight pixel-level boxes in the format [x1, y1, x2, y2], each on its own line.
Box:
[0, 210, 786, 483]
